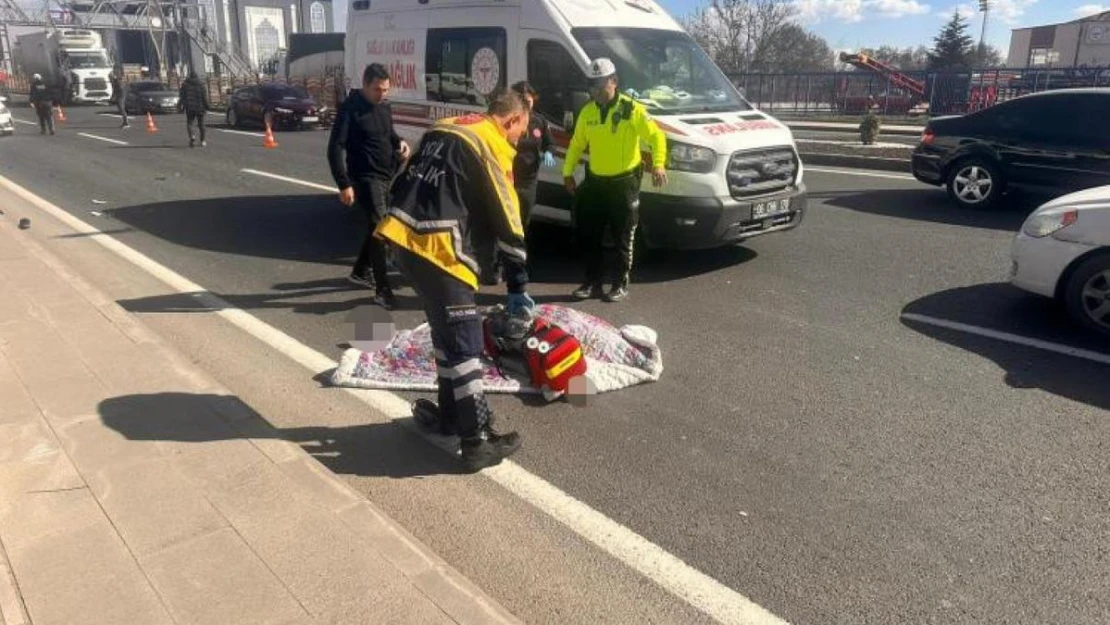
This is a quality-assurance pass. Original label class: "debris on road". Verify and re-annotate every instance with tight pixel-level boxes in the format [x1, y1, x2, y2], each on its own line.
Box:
[18, 218, 30, 229]
[91, 199, 107, 205]
[90, 211, 103, 217]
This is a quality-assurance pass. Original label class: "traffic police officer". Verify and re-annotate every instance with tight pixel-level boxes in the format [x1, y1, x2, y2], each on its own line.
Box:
[374, 88, 534, 472]
[563, 57, 667, 303]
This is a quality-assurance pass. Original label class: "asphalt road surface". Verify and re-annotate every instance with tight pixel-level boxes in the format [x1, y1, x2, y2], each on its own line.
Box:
[2, 106, 1108, 625]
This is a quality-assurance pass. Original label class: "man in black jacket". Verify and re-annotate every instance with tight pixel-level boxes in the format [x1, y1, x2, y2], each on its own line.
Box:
[327, 63, 411, 309]
[29, 74, 54, 136]
[178, 71, 209, 147]
[510, 81, 556, 231]
[110, 71, 129, 129]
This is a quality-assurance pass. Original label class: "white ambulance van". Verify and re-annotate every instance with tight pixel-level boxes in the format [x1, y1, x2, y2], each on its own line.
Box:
[345, 0, 807, 250]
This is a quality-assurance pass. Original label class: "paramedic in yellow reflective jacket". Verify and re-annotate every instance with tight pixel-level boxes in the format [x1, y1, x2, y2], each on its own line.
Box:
[374, 88, 533, 472]
[562, 57, 668, 303]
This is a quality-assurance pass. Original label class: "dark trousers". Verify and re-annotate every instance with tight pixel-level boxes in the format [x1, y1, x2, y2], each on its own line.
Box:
[351, 177, 392, 290]
[34, 103, 54, 134]
[394, 247, 490, 439]
[186, 111, 206, 143]
[575, 168, 641, 287]
[116, 99, 128, 126]
[515, 179, 537, 231]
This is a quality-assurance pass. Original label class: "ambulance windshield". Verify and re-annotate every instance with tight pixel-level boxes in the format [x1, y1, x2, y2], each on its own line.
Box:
[571, 27, 750, 113]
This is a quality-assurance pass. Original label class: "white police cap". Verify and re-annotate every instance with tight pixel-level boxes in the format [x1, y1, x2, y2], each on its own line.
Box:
[586, 58, 617, 80]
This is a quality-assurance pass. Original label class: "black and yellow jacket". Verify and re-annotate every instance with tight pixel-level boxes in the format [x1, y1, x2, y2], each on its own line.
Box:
[374, 114, 528, 293]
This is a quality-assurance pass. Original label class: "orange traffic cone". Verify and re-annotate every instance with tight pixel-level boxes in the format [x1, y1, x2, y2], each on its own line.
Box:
[263, 122, 278, 149]
[146, 112, 158, 133]
[55, 106, 66, 123]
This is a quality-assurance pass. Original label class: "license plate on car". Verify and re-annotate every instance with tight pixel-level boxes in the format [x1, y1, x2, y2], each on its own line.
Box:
[752, 198, 791, 219]
[302, 116, 319, 123]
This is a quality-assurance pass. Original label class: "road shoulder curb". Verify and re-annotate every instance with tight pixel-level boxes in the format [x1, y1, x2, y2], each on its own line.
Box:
[801, 152, 912, 173]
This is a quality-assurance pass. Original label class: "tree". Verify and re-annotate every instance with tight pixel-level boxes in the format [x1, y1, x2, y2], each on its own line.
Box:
[680, 0, 798, 76]
[751, 23, 834, 72]
[928, 11, 975, 71]
[976, 44, 1005, 68]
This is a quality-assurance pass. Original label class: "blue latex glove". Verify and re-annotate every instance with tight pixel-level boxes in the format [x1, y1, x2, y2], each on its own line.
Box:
[506, 292, 536, 315]
[542, 151, 556, 168]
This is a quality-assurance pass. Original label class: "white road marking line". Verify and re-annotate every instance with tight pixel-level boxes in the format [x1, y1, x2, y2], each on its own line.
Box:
[12, 119, 37, 126]
[217, 128, 266, 138]
[241, 168, 335, 193]
[806, 166, 915, 181]
[902, 313, 1110, 366]
[0, 172, 790, 625]
[77, 132, 129, 146]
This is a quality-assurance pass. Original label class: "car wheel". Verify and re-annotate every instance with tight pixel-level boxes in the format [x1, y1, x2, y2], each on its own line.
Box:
[1063, 253, 1110, 339]
[946, 157, 1004, 209]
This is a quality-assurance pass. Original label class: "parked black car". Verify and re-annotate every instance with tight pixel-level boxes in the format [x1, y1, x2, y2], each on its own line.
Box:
[124, 81, 180, 114]
[225, 84, 325, 130]
[912, 89, 1110, 209]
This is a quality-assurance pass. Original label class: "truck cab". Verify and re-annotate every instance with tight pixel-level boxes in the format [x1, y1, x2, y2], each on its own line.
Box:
[346, 0, 807, 251]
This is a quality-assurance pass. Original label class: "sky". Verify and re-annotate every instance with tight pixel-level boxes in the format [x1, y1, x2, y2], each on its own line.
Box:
[331, 1, 1108, 53]
[656, 1, 1109, 52]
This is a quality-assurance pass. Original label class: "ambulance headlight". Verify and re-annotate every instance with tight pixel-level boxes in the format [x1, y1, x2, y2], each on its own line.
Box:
[667, 142, 716, 173]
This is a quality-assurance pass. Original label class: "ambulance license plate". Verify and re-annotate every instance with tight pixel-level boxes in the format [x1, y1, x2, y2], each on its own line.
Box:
[752, 198, 791, 220]
[302, 116, 319, 123]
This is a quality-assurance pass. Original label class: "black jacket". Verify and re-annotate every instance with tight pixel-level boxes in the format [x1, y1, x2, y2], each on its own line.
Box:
[327, 89, 402, 187]
[513, 112, 554, 186]
[374, 115, 528, 293]
[29, 80, 51, 105]
[110, 76, 126, 103]
[178, 77, 209, 114]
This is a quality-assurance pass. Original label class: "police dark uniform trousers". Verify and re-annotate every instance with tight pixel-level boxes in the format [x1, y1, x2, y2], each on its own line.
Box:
[374, 107, 532, 472]
[563, 57, 668, 303]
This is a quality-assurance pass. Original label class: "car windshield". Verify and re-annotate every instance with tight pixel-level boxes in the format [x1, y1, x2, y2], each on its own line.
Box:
[571, 27, 750, 113]
[65, 52, 110, 69]
[134, 83, 170, 92]
[262, 86, 309, 100]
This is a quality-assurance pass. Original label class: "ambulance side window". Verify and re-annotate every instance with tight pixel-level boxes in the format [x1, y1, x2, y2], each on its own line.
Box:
[425, 28, 507, 107]
[527, 40, 588, 128]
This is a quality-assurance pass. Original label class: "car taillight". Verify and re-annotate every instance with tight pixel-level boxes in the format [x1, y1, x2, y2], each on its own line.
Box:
[921, 129, 935, 145]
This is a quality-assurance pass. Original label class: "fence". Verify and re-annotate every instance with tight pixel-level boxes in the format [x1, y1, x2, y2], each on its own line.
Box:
[734, 66, 1110, 117]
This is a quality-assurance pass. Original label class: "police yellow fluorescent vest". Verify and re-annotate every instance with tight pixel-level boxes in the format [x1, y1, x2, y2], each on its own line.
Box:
[562, 94, 668, 178]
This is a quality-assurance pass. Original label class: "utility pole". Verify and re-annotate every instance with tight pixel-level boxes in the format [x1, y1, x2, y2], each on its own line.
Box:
[978, 0, 990, 66]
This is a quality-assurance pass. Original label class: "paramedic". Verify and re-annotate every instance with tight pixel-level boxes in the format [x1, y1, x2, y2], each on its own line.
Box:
[374, 88, 533, 472]
[562, 57, 667, 303]
[510, 80, 556, 231]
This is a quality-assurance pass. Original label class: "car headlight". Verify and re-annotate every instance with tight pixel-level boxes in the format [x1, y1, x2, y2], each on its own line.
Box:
[1022, 209, 1078, 238]
[274, 107, 294, 114]
[667, 141, 716, 173]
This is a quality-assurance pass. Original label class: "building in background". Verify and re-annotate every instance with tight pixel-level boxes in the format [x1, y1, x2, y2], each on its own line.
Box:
[1008, 10, 1110, 68]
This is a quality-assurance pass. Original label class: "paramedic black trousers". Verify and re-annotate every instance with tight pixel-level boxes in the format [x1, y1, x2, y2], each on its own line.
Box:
[393, 247, 491, 438]
[575, 166, 642, 287]
[352, 177, 392, 289]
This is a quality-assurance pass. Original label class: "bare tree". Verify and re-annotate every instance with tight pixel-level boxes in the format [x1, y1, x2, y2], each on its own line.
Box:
[681, 0, 797, 76]
[751, 23, 834, 73]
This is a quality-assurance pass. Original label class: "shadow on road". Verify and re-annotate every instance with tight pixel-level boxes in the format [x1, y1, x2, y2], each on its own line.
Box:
[901, 283, 1110, 410]
[811, 187, 1048, 231]
[99, 392, 469, 478]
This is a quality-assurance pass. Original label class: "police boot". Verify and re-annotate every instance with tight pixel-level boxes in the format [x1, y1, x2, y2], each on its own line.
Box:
[572, 282, 604, 300]
[604, 281, 629, 303]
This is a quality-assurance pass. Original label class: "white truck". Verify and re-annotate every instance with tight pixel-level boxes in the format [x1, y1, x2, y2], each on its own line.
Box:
[345, 0, 807, 251]
[17, 29, 113, 105]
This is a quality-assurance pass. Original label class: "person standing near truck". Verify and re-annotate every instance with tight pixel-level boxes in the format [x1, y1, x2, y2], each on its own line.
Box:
[327, 63, 411, 310]
[562, 58, 667, 303]
[178, 71, 209, 148]
[29, 74, 54, 136]
[110, 71, 129, 129]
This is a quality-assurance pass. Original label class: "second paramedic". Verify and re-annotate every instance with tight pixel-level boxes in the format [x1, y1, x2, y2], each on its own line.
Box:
[562, 58, 667, 303]
[510, 81, 556, 231]
[374, 89, 533, 472]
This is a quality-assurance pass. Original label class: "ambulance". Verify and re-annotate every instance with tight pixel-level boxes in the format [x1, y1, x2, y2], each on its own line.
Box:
[345, 0, 807, 250]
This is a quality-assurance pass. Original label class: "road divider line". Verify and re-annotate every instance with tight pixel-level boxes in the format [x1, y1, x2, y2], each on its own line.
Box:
[806, 166, 915, 181]
[218, 128, 267, 138]
[12, 119, 37, 126]
[902, 313, 1110, 366]
[0, 171, 790, 625]
[77, 132, 129, 146]
[241, 168, 335, 193]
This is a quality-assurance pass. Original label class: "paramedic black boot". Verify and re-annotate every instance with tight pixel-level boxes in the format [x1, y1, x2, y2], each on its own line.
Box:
[460, 427, 521, 472]
[412, 399, 454, 436]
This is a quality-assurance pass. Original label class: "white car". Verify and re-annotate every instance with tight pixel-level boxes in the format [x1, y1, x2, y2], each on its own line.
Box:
[1011, 186, 1110, 337]
[0, 97, 13, 136]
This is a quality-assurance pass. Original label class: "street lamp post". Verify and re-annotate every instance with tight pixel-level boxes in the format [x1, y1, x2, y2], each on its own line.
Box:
[978, 0, 990, 67]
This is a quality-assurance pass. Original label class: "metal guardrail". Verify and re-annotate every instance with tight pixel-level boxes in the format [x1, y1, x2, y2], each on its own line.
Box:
[734, 66, 1110, 117]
